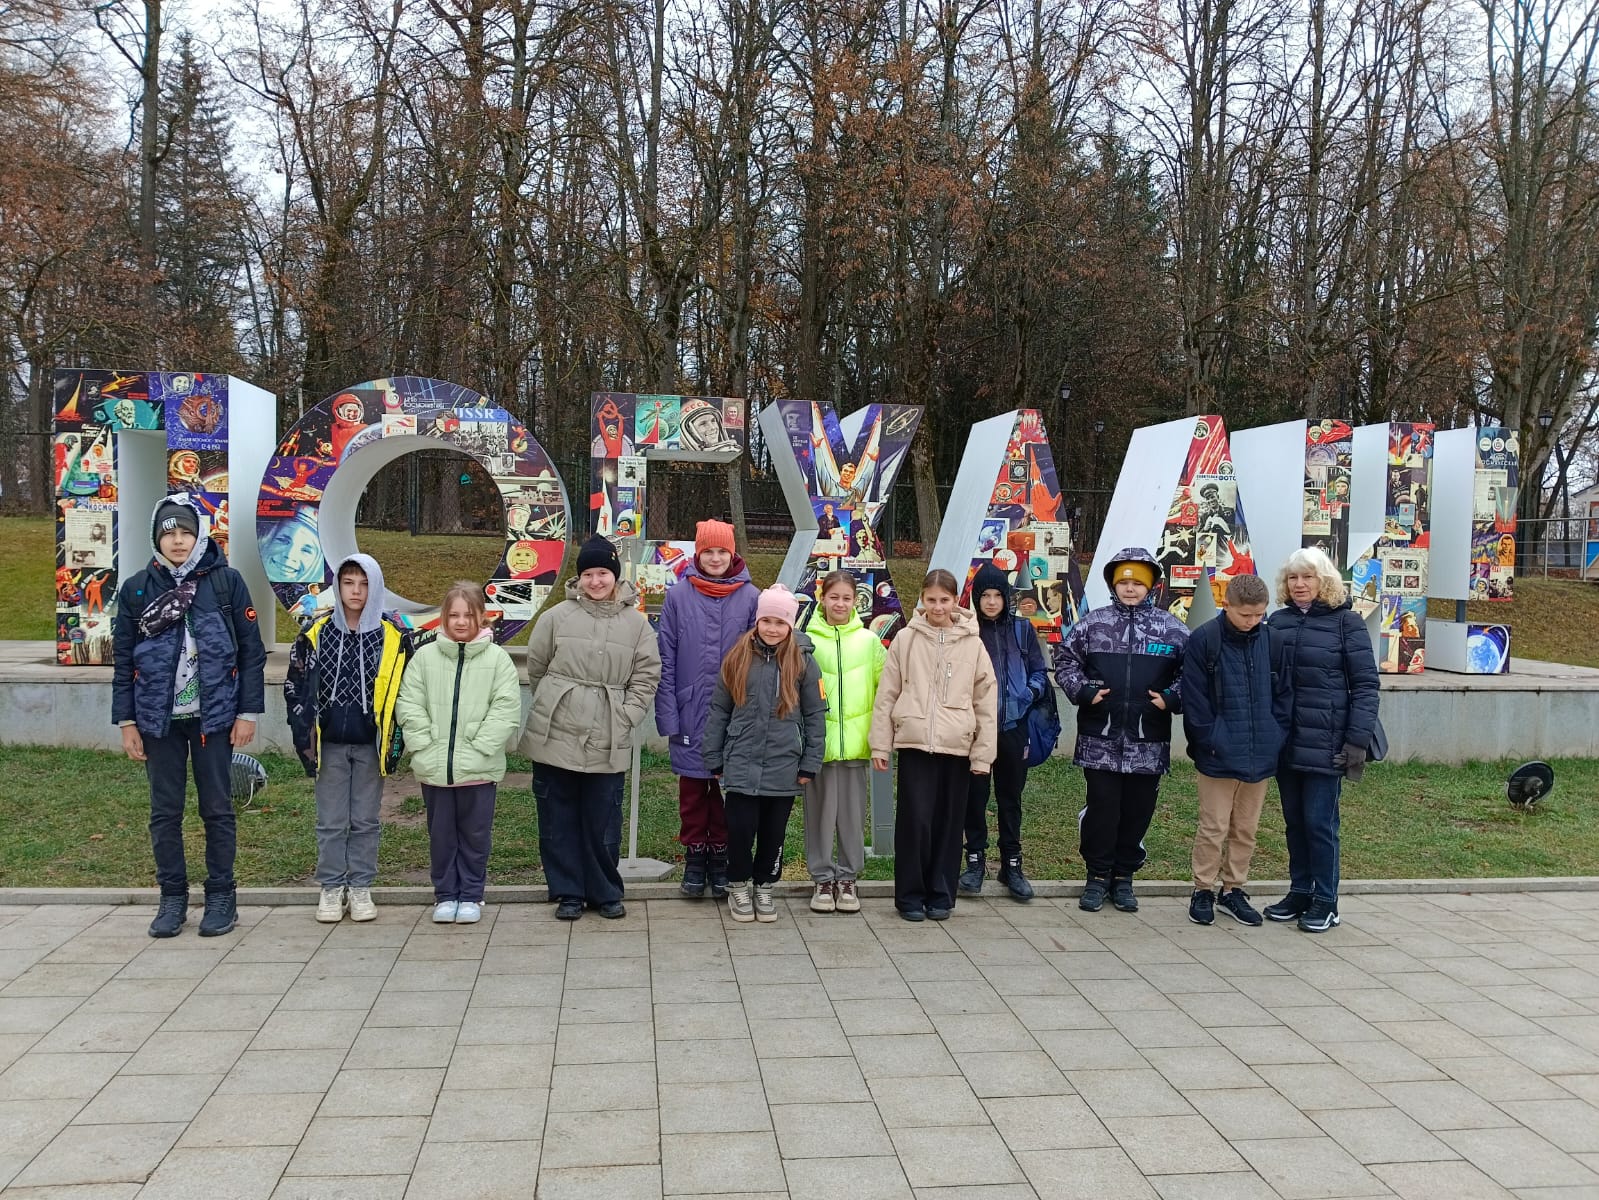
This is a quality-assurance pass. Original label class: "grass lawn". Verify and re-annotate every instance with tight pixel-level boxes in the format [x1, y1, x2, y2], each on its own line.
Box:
[1427, 578, 1599, 669]
[3, 746, 1594, 888]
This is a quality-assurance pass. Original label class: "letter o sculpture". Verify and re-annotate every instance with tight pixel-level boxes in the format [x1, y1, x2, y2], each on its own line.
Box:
[256, 376, 569, 640]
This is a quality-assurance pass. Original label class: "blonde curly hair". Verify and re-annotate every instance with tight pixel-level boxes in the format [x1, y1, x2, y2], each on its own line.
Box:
[1275, 547, 1347, 607]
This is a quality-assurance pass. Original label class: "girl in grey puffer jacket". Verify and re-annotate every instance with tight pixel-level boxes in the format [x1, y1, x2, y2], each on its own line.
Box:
[702, 584, 826, 924]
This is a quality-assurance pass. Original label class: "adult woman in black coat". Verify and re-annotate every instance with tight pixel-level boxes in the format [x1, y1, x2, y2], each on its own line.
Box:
[1264, 547, 1380, 932]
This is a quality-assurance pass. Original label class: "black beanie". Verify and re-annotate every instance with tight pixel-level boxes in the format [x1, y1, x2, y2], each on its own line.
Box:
[576, 534, 621, 578]
[153, 499, 199, 540]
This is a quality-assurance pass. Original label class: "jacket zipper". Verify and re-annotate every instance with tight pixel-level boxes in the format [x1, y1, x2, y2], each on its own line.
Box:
[833, 632, 844, 760]
[445, 647, 466, 785]
[1244, 633, 1256, 764]
[1123, 605, 1137, 753]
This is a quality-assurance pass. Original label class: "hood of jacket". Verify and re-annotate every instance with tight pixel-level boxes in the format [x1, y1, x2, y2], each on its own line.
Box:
[971, 563, 1011, 621]
[1101, 545, 1163, 589]
[904, 607, 981, 643]
[565, 575, 642, 615]
[332, 553, 388, 633]
[434, 626, 495, 660]
[148, 494, 213, 582]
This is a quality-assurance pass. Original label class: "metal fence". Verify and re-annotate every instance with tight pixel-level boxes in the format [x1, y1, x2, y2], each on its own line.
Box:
[1517, 516, 1596, 578]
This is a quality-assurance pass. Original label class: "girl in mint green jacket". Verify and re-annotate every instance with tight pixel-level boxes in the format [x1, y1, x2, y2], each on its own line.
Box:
[395, 582, 522, 925]
[800, 570, 886, 914]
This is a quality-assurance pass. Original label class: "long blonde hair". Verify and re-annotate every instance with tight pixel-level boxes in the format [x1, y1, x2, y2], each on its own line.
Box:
[1275, 548, 1347, 607]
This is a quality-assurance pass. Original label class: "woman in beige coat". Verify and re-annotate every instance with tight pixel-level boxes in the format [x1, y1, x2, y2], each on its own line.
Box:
[521, 536, 661, 920]
[870, 569, 998, 922]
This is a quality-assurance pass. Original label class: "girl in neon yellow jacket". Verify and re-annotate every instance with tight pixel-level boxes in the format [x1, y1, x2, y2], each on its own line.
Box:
[798, 570, 886, 914]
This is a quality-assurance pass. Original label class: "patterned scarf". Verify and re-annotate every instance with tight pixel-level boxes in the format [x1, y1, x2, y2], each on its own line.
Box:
[136, 537, 210, 638]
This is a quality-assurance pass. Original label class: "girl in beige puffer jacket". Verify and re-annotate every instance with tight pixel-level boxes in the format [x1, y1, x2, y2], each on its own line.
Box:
[869, 570, 998, 923]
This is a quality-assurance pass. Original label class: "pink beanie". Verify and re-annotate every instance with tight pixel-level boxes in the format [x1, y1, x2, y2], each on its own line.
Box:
[756, 583, 799, 629]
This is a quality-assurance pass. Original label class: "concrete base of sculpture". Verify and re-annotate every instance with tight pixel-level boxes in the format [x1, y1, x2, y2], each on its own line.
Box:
[4, 640, 1598, 764]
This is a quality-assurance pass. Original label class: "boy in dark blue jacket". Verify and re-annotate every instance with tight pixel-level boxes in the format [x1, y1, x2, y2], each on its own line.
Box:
[960, 564, 1050, 901]
[112, 495, 267, 939]
[1181, 574, 1291, 926]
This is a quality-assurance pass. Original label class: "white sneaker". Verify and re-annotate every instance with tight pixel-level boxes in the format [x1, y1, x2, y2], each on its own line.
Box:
[316, 887, 346, 923]
[347, 888, 377, 922]
[810, 882, 836, 913]
[432, 901, 459, 923]
[455, 901, 482, 924]
[754, 885, 778, 923]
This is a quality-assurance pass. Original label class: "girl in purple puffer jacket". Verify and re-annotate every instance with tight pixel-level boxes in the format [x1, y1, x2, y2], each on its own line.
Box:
[1053, 547, 1189, 915]
[655, 520, 760, 897]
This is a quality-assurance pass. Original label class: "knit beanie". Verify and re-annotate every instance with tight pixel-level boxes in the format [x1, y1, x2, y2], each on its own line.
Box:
[576, 534, 621, 578]
[755, 583, 799, 629]
[1111, 561, 1156, 589]
[695, 520, 736, 557]
[153, 498, 199, 540]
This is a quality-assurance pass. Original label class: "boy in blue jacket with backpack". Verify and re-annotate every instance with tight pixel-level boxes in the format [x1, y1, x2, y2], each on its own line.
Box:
[960, 563, 1051, 901]
[112, 494, 267, 939]
[1181, 573, 1291, 926]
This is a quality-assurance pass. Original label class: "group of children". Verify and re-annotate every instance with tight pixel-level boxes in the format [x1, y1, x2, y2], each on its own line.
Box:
[114, 494, 1341, 938]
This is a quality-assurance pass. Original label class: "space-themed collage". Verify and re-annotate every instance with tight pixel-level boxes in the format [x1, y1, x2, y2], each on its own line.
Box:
[767, 400, 921, 637]
[259, 377, 567, 642]
[1150, 415, 1255, 623]
[1469, 427, 1519, 601]
[52, 371, 231, 665]
[588, 392, 748, 618]
[957, 410, 1084, 643]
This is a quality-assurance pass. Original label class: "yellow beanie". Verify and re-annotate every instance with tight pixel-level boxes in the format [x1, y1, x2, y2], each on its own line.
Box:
[1112, 562, 1156, 589]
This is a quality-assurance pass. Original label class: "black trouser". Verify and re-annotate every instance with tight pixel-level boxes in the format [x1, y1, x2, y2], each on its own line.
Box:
[535, 765, 625, 905]
[145, 718, 236, 896]
[1081, 768, 1160, 879]
[895, 749, 969, 914]
[965, 723, 1027, 859]
[725, 792, 794, 885]
[422, 783, 497, 903]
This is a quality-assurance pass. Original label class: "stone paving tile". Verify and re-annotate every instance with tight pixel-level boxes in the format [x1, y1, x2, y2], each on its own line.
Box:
[1, 891, 1598, 1196]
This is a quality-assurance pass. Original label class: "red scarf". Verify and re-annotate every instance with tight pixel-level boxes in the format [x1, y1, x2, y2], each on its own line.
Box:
[689, 557, 748, 598]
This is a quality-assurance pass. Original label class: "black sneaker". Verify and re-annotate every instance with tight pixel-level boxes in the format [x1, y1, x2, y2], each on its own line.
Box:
[1079, 877, 1109, 912]
[898, 907, 926, 922]
[998, 857, 1035, 902]
[1217, 888, 1264, 927]
[1297, 900, 1340, 933]
[926, 906, 951, 921]
[1111, 878, 1138, 913]
[148, 893, 187, 938]
[957, 852, 985, 896]
[555, 899, 583, 921]
[598, 901, 626, 920]
[1188, 888, 1215, 925]
[1264, 892, 1313, 922]
[197, 888, 237, 938]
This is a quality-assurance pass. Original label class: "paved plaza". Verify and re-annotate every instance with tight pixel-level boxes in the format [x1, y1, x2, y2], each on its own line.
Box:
[1, 889, 1598, 1199]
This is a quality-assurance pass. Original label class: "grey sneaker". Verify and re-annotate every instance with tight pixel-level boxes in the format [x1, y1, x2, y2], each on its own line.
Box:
[754, 884, 778, 923]
[727, 881, 755, 923]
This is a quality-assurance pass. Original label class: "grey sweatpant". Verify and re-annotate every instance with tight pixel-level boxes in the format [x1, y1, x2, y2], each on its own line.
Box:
[314, 742, 383, 889]
[803, 760, 868, 883]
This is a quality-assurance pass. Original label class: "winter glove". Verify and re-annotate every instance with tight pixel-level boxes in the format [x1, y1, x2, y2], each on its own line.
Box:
[1341, 741, 1367, 781]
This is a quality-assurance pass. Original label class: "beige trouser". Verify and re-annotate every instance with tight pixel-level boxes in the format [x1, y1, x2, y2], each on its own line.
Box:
[1192, 774, 1269, 891]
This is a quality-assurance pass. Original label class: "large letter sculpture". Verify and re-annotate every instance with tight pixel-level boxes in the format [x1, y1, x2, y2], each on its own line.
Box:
[52, 369, 277, 664]
[257, 376, 568, 641]
[1091, 414, 1253, 622]
[758, 400, 922, 636]
[588, 392, 748, 618]
[1341, 421, 1434, 673]
[929, 408, 1082, 641]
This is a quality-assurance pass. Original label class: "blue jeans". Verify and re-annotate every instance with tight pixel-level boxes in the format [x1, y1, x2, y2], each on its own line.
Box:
[1277, 768, 1341, 904]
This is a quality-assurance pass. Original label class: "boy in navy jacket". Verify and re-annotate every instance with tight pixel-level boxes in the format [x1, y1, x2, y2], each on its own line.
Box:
[960, 563, 1049, 901]
[112, 495, 267, 939]
[1181, 574, 1291, 926]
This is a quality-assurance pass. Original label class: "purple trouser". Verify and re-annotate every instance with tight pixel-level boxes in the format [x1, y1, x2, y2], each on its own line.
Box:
[422, 783, 497, 903]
